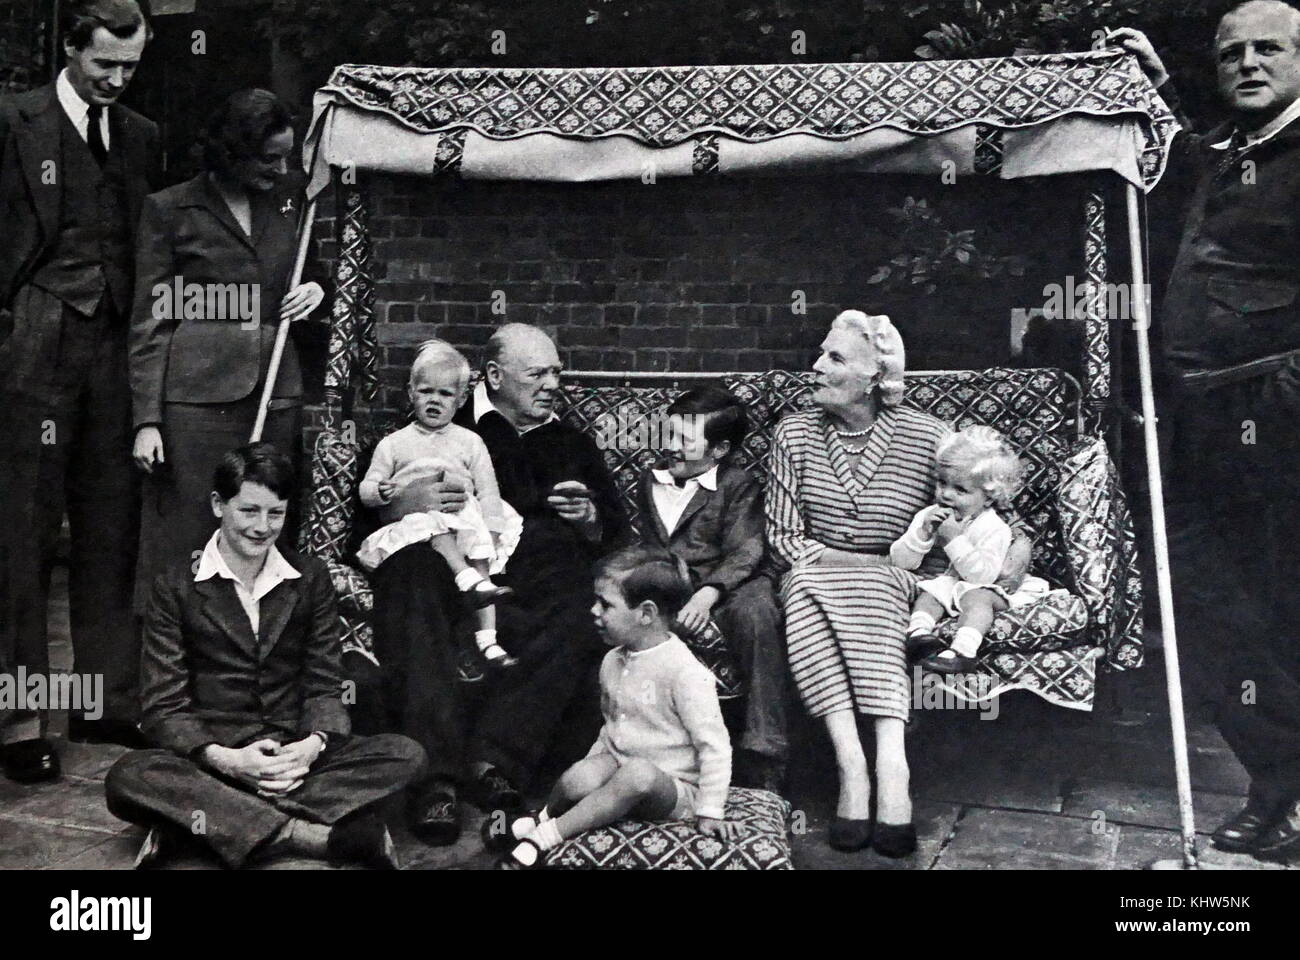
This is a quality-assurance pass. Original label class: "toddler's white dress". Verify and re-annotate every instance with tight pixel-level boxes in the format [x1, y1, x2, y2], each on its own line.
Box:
[356, 422, 522, 576]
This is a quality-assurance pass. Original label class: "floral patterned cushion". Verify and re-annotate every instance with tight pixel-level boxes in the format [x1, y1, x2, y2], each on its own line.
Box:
[546, 786, 793, 870]
[934, 588, 1087, 654]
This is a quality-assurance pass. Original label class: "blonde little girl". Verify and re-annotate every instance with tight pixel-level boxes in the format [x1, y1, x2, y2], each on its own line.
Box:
[890, 424, 1047, 674]
[357, 340, 523, 668]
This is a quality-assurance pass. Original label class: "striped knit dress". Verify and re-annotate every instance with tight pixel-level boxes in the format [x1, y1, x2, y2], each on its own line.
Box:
[766, 405, 949, 721]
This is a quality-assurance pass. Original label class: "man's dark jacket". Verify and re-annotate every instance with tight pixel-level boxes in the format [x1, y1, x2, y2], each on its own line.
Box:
[139, 548, 351, 757]
[0, 83, 161, 314]
[1162, 118, 1300, 371]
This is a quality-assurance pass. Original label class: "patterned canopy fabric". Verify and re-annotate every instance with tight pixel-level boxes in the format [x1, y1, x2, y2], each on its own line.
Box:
[305, 50, 1179, 194]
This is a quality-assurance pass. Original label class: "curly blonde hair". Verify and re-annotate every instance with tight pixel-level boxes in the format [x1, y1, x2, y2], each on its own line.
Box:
[830, 310, 906, 407]
[936, 425, 1024, 511]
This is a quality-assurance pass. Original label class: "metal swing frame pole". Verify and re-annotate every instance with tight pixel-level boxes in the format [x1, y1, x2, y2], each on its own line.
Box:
[1124, 181, 1198, 869]
[250, 198, 319, 443]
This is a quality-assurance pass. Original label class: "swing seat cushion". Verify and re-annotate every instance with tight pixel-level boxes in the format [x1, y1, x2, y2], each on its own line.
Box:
[545, 786, 794, 870]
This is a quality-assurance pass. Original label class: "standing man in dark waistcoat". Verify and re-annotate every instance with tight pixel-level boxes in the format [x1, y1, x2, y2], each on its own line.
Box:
[0, 0, 162, 781]
[1114, 1, 1300, 864]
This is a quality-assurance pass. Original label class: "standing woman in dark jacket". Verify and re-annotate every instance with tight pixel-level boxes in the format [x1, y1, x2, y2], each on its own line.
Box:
[128, 88, 326, 609]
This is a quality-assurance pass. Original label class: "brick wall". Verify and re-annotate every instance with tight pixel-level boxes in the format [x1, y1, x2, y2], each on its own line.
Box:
[310, 170, 1077, 420]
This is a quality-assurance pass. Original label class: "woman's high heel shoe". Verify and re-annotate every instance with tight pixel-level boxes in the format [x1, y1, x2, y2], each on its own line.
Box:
[872, 821, 917, 858]
[828, 816, 873, 852]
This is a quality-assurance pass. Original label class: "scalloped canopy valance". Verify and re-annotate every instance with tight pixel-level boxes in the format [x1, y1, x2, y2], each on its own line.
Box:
[304, 50, 1179, 195]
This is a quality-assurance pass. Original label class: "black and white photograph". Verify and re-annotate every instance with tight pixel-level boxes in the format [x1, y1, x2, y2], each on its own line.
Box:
[0, 0, 1294, 939]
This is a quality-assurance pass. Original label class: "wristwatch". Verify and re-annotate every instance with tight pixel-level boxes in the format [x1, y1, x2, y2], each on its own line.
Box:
[311, 731, 329, 751]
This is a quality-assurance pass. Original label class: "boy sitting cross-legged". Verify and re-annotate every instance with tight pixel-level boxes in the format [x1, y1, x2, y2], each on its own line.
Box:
[486, 544, 738, 868]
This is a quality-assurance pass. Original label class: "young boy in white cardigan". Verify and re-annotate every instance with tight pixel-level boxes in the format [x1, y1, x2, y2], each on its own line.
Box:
[488, 544, 737, 868]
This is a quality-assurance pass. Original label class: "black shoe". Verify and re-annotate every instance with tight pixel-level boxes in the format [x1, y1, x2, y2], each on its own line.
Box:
[1252, 798, 1300, 863]
[467, 584, 515, 609]
[1211, 797, 1276, 854]
[872, 822, 918, 858]
[469, 765, 524, 814]
[828, 816, 873, 852]
[132, 825, 199, 869]
[920, 649, 980, 675]
[478, 641, 520, 670]
[411, 786, 462, 847]
[906, 633, 946, 663]
[1, 738, 60, 783]
[328, 815, 401, 869]
[68, 717, 149, 749]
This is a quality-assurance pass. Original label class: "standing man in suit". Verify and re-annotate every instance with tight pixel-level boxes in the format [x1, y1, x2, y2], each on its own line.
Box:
[0, 0, 162, 780]
[634, 385, 789, 792]
[1113, 1, 1300, 864]
[105, 443, 426, 869]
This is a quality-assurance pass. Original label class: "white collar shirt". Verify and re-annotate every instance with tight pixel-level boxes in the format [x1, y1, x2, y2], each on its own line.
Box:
[56, 68, 110, 150]
[649, 465, 718, 535]
[193, 531, 301, 636]
[1212, 95, 1300, 150]
[471, 380, 558, 435]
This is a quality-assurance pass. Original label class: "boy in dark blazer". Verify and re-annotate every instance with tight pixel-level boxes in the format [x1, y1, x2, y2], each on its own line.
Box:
[104, 444, 426, 869]
[635, 385, 789, 791]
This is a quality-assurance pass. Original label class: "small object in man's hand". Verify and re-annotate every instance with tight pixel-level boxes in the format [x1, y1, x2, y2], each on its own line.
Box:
[550, 481, 592, 500]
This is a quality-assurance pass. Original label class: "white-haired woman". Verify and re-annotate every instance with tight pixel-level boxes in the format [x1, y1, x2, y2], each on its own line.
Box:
[357, 339, 522, 667]
[766, 311, 1023, 857]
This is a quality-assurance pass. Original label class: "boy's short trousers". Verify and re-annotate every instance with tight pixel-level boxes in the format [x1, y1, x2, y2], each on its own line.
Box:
[668, 776, 699, 820]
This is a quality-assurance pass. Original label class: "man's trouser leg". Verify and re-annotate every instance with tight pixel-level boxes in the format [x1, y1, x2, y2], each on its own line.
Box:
[65, 321, 140, 724]
[369, 543, 470, 789]
[717, 576, 790, 764]
[1177, 374, 1300, 807]
[104, 735, 426, 868]
[471, 558, 605, 788]
[0, 289, 81, 743]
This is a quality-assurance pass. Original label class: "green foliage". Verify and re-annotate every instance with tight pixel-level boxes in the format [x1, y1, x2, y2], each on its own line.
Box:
[867, 196, 1028, 297]
[263, 0, 1229, 124]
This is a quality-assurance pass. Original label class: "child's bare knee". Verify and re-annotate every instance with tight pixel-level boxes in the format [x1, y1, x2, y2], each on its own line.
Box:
[558, 762, 601, 798]
[962, 590, 1004, 614]
[612, 759, 661, 796]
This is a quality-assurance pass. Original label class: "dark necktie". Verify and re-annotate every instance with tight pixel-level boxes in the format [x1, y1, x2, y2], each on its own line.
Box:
[86, 105, 107, 166]
[1214, 129, 1249, 183]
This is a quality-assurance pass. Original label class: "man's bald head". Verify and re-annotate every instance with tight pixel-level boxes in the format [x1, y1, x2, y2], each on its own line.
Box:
[1216, 0, 1300, 125]
[1218, 0, 1300, 44]
[483, 323, 563, 431]
[486, 322, 558, 369]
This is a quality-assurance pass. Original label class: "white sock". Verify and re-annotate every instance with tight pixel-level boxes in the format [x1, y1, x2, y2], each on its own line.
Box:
[454, 568, 484, 592]
[950, 626, 984, 659]
[508, 814, 537, 840]
[474, 629, 499, 652]
[536, 806, 551, 824]
[908, 611, 937, 636]
[527, 818, 564, 852]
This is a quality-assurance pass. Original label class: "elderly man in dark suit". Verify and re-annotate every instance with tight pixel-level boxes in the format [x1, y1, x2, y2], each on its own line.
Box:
[0, 0, 162, 778]
[1114, 0, 1300, 864]
[632, 385, 789, 791]
[105, 444, 426, 869]
[366, 323, 629, 845]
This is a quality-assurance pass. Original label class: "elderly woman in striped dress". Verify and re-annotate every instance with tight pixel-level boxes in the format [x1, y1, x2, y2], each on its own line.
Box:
[767, 310, 1018, 857]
